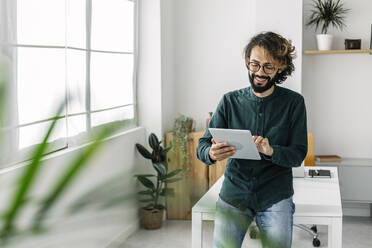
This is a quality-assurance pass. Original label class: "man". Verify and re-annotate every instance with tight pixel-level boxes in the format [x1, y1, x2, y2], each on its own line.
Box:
[196, 32, 308, 248]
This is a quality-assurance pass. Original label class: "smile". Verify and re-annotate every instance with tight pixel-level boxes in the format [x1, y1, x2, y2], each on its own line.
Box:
[255, 77, 267, 83]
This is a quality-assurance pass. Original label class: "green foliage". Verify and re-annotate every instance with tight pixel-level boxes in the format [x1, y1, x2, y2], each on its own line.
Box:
[0, 103, 65, 240]
[172, 115, 193, 172]
[135, 133, 182, 210]
[217, 208, 289, 248]
[0, 99, 123, 245]
[306, 0, 350, 34]
[30, 122, 123, 231]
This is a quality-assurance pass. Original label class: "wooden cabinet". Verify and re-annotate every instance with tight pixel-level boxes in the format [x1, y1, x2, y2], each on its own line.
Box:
[165, 131, 208, 220]
[165, 131, 227, 219]
[304, 133, 315, 166]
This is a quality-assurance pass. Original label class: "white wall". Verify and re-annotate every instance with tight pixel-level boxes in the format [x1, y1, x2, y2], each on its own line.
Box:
[161, 0, 372, 159]
[160, 0, 176, 134]
[161, 0, 303, 133]
[137, 0, 163, 138]
[0, 127, 148, 247]
[254, 0, 303, 94]
[170, 0, 253, 132]
[302, 0, 372, 158]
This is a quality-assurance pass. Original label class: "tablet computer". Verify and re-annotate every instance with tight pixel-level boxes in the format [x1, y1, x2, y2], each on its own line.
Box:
[208, 128, 261, 160]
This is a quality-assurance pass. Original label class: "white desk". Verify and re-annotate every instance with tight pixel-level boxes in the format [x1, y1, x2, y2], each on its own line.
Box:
[192, 166, 343, 248]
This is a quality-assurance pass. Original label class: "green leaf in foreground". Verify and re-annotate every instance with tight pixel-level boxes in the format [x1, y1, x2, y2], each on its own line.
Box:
[0, 104, 64, 240]
[30, 122, 123, 230]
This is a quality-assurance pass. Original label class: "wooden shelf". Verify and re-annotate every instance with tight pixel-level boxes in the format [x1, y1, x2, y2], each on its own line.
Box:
[304, 49, 372, 54]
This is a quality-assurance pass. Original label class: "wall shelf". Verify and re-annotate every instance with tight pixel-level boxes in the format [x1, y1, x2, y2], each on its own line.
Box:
[304, 49, 372, 54]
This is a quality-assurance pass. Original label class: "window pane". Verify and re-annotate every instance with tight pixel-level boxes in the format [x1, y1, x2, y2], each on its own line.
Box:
[67, 114, 86, 137]
[90, 53, 133, 111]
[67, 49, 86, 114]
[17, 0, 65, 46]
[91, 0, 134, 52]
[17, 47, 66, 125]
[66, 0, 86, 48]
[19, 119, 67, 149]
[91, 105, 134, 127]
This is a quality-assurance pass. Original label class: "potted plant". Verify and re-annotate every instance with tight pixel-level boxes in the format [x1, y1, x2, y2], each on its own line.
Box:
[306, 0, 349, 50]
[172, 115, 194, 173]
[135, 133, 182, 229]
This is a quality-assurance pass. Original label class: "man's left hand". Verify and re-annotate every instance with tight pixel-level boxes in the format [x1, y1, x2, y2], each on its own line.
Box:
[252, 136, 274, 157]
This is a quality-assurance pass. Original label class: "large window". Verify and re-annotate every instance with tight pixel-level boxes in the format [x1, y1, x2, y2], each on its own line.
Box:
[0, 0, 137, 167]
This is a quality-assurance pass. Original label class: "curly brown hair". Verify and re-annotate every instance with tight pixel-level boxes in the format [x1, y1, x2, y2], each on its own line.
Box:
[243, 32, 296, 84]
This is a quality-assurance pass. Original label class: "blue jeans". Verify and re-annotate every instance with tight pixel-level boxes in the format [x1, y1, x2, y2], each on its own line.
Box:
[213, 196, 295, 248]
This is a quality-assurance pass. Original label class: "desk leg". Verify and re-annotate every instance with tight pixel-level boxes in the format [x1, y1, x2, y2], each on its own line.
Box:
[328, 217, 342, 248]
[192, 212, 203, 248]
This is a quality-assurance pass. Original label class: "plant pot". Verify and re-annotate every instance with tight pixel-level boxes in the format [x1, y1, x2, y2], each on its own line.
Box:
[316, 34, 333, 50]
[140, 208, 164, 230]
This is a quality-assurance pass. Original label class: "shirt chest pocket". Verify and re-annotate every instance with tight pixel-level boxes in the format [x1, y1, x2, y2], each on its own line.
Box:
[266, 125, 290, 146]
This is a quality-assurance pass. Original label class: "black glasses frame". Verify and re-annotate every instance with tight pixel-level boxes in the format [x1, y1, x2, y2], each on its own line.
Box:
[246, 62, 276, 74]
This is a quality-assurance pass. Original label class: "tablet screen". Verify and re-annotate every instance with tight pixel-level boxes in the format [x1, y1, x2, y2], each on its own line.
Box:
[208, 128, 261, 160]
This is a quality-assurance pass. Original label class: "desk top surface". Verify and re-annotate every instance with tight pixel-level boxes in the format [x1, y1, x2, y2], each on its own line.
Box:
[192, 166, 342, 217]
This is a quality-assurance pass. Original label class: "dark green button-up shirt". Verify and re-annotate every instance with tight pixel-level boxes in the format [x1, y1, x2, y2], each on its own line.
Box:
[196, 85, 308, 211]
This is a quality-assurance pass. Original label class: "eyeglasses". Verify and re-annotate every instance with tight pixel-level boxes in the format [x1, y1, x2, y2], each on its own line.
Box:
[246, 62, 276, 74]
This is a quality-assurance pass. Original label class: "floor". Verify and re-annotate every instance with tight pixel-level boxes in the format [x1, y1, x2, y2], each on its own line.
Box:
[120, 216, 372, 248]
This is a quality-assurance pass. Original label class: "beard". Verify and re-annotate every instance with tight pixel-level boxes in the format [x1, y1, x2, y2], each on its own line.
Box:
[248, 72, 279, 93]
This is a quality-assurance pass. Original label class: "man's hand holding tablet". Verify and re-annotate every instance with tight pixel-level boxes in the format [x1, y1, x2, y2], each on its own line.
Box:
[208, 128, 261, 160]
[208, 135, 273, 161]
[209, 138, 236, 162]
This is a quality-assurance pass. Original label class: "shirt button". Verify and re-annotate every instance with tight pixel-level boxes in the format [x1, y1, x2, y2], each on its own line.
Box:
[259, 113, 263, 117]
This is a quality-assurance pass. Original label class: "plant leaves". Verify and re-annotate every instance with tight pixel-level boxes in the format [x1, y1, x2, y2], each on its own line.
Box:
[306, 0, 349, 34]
[148, 133, 159, 150]
[162, 161, 168, 174]
[164, 177, 182, 184]
[163, 169, 182, 179]
[137, 176, 155, 190]
[30, 121, 123, 230]
[163, 144, 172, 154]
[135, 143, 153, 160]
[133, 174, 155, 178]
[0, 102, 64, 238]
[153, 162, 167, 176]
[138, 190, 154, 196]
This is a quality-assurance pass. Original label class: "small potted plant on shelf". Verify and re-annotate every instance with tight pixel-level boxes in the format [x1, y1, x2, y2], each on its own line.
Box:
[306, 0, 349, 50]
[135, 133, 182, 229]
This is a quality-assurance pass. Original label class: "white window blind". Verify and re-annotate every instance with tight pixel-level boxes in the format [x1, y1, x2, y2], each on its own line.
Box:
[0, 0, 137, 168]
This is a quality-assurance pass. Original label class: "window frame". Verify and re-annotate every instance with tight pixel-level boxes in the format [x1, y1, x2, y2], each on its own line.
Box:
[0, 0, 138, 168]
